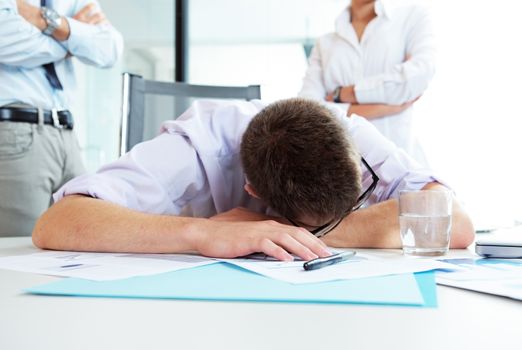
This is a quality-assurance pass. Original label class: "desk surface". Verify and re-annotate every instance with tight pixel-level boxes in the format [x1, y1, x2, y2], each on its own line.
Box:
[1, 237, 520, 350]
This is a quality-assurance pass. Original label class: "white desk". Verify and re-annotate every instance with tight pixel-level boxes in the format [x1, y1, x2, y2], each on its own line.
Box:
[0, 237, 520, 350]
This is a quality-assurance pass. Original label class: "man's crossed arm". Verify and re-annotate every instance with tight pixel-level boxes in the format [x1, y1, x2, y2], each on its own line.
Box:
[16, 1, 107, 41]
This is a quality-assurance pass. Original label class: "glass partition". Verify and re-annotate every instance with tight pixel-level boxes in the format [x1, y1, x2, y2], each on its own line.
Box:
[73, 0, 175, 171]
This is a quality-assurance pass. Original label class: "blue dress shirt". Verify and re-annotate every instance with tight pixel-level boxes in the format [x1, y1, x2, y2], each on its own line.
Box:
[0, 0, 123, 110]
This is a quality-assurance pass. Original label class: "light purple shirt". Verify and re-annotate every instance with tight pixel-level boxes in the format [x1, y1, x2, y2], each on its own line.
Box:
[54, 100, 440, 217]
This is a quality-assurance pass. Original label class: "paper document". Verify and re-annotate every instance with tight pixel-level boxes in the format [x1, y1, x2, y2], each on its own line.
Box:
[0, 249, 461, 284]
[220, 252, 461, 284]
[436, 258, 522, 300]
[0, 251, 216, 281]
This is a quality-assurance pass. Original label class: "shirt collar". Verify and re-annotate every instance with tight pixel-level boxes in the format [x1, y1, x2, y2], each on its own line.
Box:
[335, 0, 393, 45]
[375, 0, 392, 19]
[340, 0, 392, 23]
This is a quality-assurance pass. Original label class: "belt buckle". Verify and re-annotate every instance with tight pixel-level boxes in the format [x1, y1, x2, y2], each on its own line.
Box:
[51, 109, 63, 129]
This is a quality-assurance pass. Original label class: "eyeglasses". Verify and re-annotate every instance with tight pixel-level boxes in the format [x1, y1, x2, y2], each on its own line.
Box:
[287, 156, 379, 238]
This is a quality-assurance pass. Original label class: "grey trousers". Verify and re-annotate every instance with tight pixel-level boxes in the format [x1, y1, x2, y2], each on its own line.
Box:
[0, 121, 86, 237]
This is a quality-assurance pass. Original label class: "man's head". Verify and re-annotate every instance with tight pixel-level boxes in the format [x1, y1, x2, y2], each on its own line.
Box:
[240, 98, 362, 228]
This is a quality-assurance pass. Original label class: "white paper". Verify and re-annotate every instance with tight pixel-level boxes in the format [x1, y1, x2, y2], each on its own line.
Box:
[436, 258, 522, 300]
[0, 249, 462, 284]
[0, 251, 217, 281]
[219, 252, 462, 284]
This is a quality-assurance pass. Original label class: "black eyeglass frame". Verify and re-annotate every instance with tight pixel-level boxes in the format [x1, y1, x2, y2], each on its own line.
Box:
[287, 156, 379, 238]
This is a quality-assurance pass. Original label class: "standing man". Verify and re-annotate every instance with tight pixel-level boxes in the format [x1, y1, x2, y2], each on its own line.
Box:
[0, 0, 123, 236]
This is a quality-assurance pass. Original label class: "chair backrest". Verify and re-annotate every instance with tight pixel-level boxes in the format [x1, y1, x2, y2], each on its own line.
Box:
[119, 72, 261, 155]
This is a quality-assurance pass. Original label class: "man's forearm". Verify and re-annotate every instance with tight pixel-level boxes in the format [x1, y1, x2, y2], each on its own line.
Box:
[33, 196, 331, 261]
[0, 9, 66, 67]
[322, 185, 475, 249]
[17, 1, 70, 41]
[321, 199, 401, 248]
[32, 195, 198, 253]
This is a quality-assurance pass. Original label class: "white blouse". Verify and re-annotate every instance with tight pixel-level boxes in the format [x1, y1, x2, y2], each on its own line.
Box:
[298, 0, 436, 165]
[54, 99, 441, 217]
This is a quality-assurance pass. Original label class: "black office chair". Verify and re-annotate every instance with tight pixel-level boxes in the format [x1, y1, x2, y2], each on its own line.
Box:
[119, 72, 261, 155]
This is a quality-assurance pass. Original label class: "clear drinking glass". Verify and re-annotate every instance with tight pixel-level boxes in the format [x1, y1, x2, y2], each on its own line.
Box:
[399, 190, 453, 256]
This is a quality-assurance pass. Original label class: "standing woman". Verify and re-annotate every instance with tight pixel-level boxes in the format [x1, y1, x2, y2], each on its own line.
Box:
[299, 0, 436, 165]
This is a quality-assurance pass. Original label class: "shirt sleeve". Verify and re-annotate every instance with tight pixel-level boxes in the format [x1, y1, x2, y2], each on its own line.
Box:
[354, 6, 436, 105]
[0, 0, 67, 68]
[298, 39, 351, 114]
[54, 132, 207, 215]
[298, 41, 327, 100]
[345, 114, 444, 204]
[61, 0, 123, 68]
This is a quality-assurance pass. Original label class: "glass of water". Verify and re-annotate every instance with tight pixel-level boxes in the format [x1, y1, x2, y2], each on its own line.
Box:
[399, 190, 453, 256]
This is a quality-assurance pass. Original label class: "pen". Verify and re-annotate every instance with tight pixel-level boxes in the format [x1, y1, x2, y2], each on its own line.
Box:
[60, 264, 83, 268]
[303, 250, 356, 271]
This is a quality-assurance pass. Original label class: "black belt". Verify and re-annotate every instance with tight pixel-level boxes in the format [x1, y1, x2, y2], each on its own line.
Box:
[0, 107, 74, 130]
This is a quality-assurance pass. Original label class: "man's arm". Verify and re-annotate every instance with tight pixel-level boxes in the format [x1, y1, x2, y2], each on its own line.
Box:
[16, 0, 71, 41]
[14, 0, 122, 68]
[321, 183, 475, 249]
[0, 0, 67, 67]
[32, 196, 331, 261]
[62, 1, 123, 68]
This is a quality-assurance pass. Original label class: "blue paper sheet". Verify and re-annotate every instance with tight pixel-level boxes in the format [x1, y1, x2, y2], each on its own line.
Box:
[414, 271, 437, 307]
[26, 263, 437, 307]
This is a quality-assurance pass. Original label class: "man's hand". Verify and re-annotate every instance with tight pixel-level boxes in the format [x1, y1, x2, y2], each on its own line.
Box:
[205, 207, 333, 261]
[73, 3, 107, 25]
[197, 215, 332, 261]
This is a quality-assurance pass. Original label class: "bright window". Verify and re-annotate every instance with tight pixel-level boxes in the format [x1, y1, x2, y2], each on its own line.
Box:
[188, 0, 522, 227]
[78, 0, 522, 227]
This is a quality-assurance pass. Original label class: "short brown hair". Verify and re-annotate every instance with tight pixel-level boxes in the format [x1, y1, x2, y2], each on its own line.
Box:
[240, 98, 361, 223]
